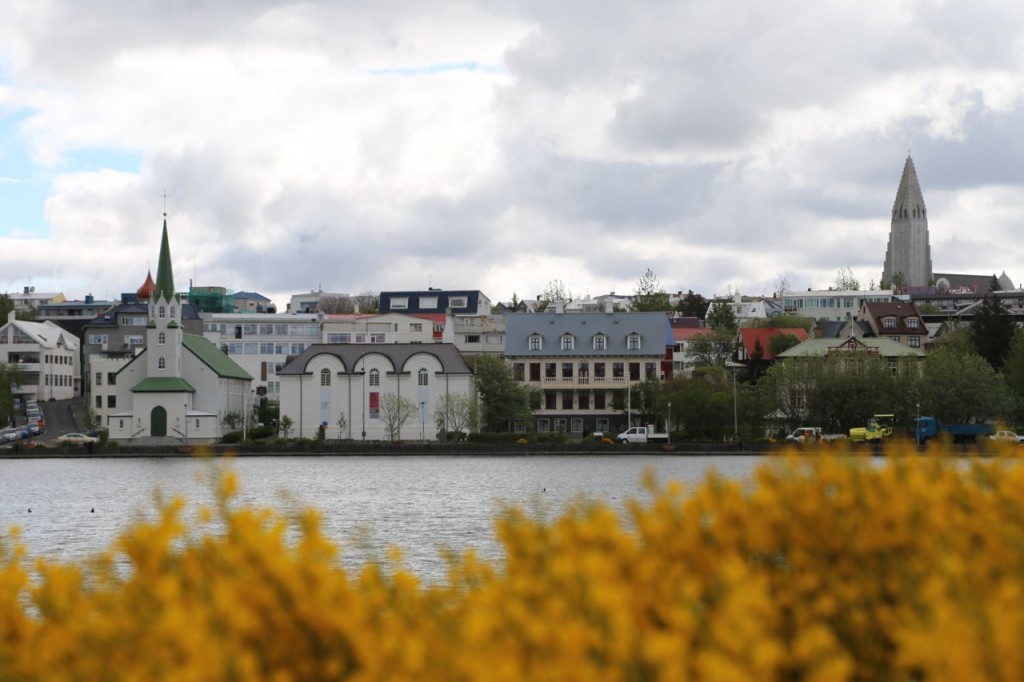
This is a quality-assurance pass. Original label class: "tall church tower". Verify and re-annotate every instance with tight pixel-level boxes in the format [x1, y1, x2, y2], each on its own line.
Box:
[882, 155, 933, 290]
[146, 216, 184, 380]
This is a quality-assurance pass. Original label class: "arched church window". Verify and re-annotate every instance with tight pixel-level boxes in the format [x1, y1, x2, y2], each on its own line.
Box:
[159, 306, 166, 319]
[170, 306, 176, 318]
[158, 332, 166, 345]
[321, 368, 331, 386]
[158, 357, 166, 370]
[418, 368, 429, 386]
[369, 369, 380, 386]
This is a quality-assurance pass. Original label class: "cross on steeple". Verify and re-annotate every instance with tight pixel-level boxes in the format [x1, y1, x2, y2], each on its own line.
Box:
[160, 191, 170, 216]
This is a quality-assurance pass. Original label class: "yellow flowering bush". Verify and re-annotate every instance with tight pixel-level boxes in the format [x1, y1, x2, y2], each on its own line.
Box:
[4, 441, 1024, 680]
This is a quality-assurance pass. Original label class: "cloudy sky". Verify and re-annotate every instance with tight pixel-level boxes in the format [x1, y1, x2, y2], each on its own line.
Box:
[2, 0, 1023, 310]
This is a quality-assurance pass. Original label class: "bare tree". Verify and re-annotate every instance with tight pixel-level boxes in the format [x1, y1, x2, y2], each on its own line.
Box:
[831, 266, 860, 291]
[633, 268, 671, 312]
[352, 291, 380, 314]
[537, 280, 573, 311]
[318, 295, 355, 314]
[433, 393, 477, 436]
[378, 393, 418, 441]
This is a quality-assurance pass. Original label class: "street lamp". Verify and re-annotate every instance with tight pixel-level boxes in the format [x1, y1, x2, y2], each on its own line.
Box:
[725, 361, 741, 442]
[184, 403, 189, 444]
[420, 400, 425, 441]
[667, 401, 672, 443]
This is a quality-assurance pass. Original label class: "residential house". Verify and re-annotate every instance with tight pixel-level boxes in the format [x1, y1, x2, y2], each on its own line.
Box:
[777, 336, 925, 375]
[736, 327, 811, 362]
[0, 311, 80, 403]
[379, 289, 492, 316]
[3, 287, 65, 313]
[232, 291, 276, 313]
[505, 311, 672, 435]
[852, 301, 928, 350]
[706, 294, 783, 327]
[106, 218, 251, 444]
[782, 289, 894, 321]
[286, 290, 350, 314]
[443, 313, 506, 358]
[669, 318, 713, 377]
[322, 313, 438, 345]
[277, 344, 473, 441]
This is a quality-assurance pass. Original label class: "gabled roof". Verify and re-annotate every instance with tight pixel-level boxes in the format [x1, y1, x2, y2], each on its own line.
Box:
[505, 312, 672, 356]
[860, 301, 926, 336]
[182, 334, 251, 379]
[738, 327, 810, 360]
[0, 317, 79, 350]
[233, 291, 271, 302]
[132, 377, 195, 393]
[672, 327, 713, 342]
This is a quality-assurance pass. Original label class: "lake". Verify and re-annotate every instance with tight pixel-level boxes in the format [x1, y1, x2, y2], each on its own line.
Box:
[1, 454, 763, 578]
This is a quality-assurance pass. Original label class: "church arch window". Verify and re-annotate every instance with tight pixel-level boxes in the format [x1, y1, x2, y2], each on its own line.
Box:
[418, 368, 429, 386]
[321, 368, 331, 386]
[158, 332, 166, 345]
[369, 369, 380, 386]
[158, 357, 166, 370]
[159, 305, 166, 319]
[170, 306, 176, 318]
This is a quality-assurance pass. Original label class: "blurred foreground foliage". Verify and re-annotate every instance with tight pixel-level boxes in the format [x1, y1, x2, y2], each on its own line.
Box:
[4, 441, 1024, 680]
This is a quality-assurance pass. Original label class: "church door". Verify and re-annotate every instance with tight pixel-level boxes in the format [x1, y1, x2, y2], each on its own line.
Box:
[151, 406, 167, 437]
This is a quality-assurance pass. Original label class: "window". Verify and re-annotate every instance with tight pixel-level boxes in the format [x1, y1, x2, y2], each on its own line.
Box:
[390, 297, 409, 310]
[108, 373, 116, 385]
[629, 363, 640, 381]
[578, 392, 589, 409]
[169, 306, 176, 318]
[158, 357, 166, 370]
[545, 363, 557, 378]
[125, 335, 144, 346]
[570, 418, 583, 433]
[95, 372, 102, 386]
[466, 335, 481, 344]
[95, 396, 102, 409]
[107, 396, 116, 408]
[627, 334, 641, 350]
[327, 333, 351, 344]
[530, 363, 541, 381]
[545, 392, 557, 409]
[883, 317, 896, 329]
[537, 418, 550, 433]
[596, 417, 609, 432]
[88, 334, 108, 345]
[645, 362, 657, 379]
[410, 323, 423, 332]
[486, 334, 502, 344]
[562, 362, 573, 378]
[513, 363, 525, 381]
[418, 368, 429, 386]
[889, 336, 900, 343]
[159, 306, 166, 319]
[369, 369, 380, 386]
[259, 324, 274, 335]
[158, 332, 166, 345]
[595, 363, 606, 379]
[562, 391, 573, 409]
[370, 333, 386, 343]
[612, 362, 624, 378]
[553, 418, 567, 432]
[529, 334, 542, 351]
[561, 335, 575, 351]
[909, 336, 921, 348]
[450, 296, 468, 308]
[906, 317, 919, 329]
[321, 368, 331, 386]
[593, 335, 606, 351]
[419, 296, 438, 309]
[594, 393, 606, 410]
[290, 343, 305, 355]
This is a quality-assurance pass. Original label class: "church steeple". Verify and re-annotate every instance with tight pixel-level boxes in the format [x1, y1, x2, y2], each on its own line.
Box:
[882, 155, 933, 290]
[154, 217, 176, 303]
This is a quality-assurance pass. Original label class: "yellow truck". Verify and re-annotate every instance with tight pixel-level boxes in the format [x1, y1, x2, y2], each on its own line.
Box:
[849, 414, 894, 443]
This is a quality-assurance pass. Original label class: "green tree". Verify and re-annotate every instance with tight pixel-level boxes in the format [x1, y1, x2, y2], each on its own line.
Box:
[745, 338, 768, 383]
[0, 362, 18, 428]
[971, 279, 1014, 371]
[1001, 328, 1024, 424]
[920, 344, 1013, 424]
[706, 301, 738, 331]
[632, 269, 671, 312]
[474, 354, 535, 432]
[831, 266, 860, 291]
[223, 411, 242, 431]
[0, 294, 12, 322]
[768, 332, 802, 358]
[916, 302, 941, 315]
[279, 415, 294, 438]
[689, 329, 736, 367]
[537, 280, 573, 312]
[675, 291, 709, 319]
[754, 315, 814, 333]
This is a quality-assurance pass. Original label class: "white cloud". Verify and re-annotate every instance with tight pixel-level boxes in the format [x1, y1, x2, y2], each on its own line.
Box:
[2, 0, 1024, 308]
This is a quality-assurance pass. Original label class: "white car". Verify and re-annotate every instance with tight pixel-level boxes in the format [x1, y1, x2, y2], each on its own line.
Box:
[990, 430, 1024, 444]
[1, 429, 19, 443]
[58, 432, 99, 445]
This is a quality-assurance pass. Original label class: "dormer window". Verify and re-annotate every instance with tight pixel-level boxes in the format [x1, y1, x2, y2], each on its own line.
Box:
[883, 318, 896, 329]
[627, 334, 641, 351]
[593, 334, 607, 351]
[529, 334, 543, 351]
[906, 317, 919, 329]
[561, 334, 575, 351]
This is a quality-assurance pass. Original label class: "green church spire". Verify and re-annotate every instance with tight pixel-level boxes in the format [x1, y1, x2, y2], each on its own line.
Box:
[154, 218, 176, 302]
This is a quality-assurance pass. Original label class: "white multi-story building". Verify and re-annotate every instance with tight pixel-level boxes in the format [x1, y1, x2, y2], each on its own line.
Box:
[322, 313, 437, 345]
[201, 313, 321, 401]
[0, 311, 81, 402]
[782, 289, 894, 321]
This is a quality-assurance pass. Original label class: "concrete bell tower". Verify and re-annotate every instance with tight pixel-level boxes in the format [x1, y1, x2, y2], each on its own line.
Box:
[882, 155, 933, 290]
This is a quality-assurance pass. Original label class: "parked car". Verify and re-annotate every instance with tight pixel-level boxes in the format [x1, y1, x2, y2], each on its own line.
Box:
[1, 428, 20, 443]
[58, 433, 100, 445]
[990, 430, 1024, 444]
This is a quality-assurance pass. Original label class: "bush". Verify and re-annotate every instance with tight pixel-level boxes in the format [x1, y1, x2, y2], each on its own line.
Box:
[7, 442, 1024, 679]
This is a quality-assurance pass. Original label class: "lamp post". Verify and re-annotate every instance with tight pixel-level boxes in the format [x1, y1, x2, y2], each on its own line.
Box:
[667, 401, 672, 443]
[184, 403, 189, 444]
[420, 400, 425, 441]
[243, 390, 248, 442]
[725, 361, 741, 442]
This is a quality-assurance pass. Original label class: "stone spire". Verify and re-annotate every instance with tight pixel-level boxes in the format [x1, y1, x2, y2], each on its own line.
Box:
[154, 218, 176, 302]
[882, 155, 933, 290]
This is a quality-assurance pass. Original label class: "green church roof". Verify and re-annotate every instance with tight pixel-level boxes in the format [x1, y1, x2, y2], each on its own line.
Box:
[132, 377, 195, 393]
[154, 218, 176, 302]
[182, 334, 252, 380]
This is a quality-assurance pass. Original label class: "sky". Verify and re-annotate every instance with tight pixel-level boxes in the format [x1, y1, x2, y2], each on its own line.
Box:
[2, 0, 1024, 311]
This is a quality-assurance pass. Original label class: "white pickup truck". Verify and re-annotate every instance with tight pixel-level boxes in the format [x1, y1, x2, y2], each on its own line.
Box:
[784, 427, 844, 444]
[615, 426, 670, 444]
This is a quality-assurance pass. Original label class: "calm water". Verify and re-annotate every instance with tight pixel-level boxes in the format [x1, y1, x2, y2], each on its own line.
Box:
[1, 455, 762, 578]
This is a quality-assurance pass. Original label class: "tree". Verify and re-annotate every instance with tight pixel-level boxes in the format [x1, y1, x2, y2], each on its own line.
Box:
[318, 296, 355, 314]
[537, 280, 573, 311]
[675, 291, 709, 320]
[352, 291, 379, 314]
[223, 411, 242, 431]
[279, 415, 294, 438]
[745, 339, 768, 383]
[971, 279, 1015, 371]
[916, 302, 941, 315]
[632, 269, 671, 312]
[775, 277, 791, 298]
[768, 332, 802, 358]
[831, 266, 860, 291]
[1001, 328, 1024, 424]
[336, 411, 349, 438]
[0, 294, 12, 322]
[474, 354, 535, 432]
[379, 393, 418, 441]
[0, 361, 19, 428]
[433, 393, 477, 437]
[689, 329, 736, 367]
[754, 315, 814, 333]
[705, 301, 737, 331]
[920, 344, 1013, 423]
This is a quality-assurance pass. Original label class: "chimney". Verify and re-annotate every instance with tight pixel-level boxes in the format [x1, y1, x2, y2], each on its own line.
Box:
[553, 301, 565, 314]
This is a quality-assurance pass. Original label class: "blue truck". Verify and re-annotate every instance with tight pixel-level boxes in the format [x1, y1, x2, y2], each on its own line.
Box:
[915, 416, 994, 444]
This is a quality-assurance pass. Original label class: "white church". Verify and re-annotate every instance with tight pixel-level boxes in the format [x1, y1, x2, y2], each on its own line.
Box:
[106, 218, 252, 444]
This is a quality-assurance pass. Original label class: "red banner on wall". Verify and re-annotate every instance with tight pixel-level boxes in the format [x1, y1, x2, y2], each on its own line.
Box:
[369, 392, 379, 419]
